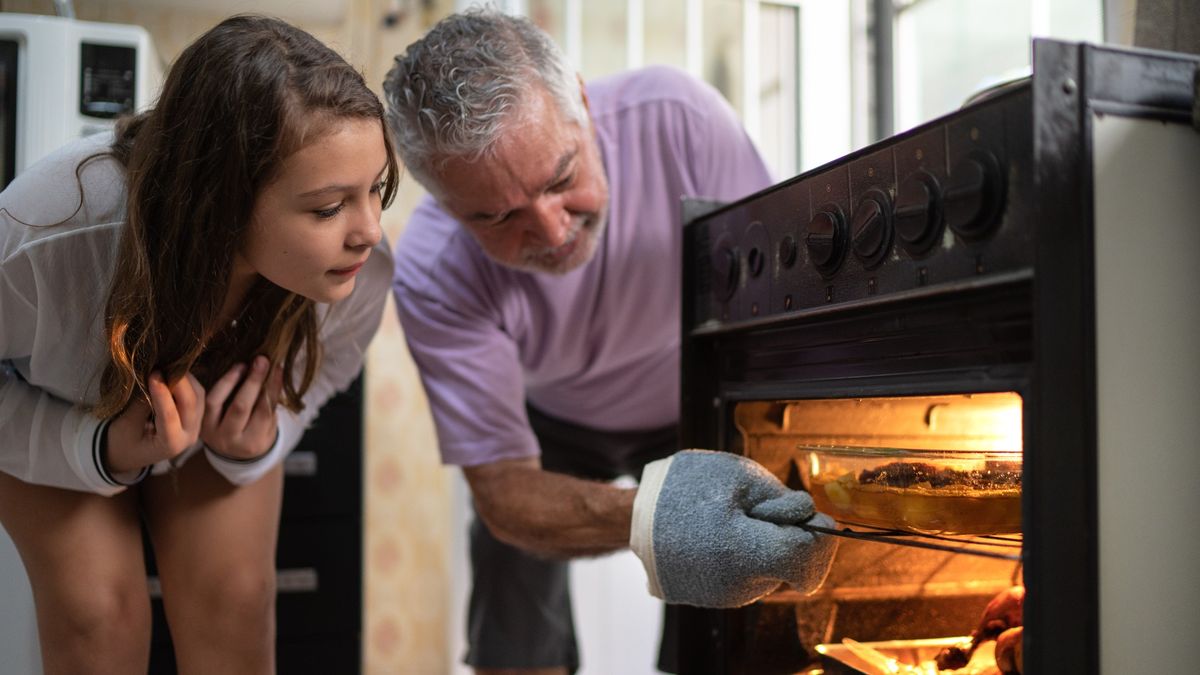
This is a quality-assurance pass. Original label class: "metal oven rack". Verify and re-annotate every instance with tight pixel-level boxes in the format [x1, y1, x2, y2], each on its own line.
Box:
[803, 522, 1022, 562]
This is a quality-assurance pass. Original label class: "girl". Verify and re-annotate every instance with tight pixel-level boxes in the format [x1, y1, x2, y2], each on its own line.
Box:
[0, 15, 398, 674]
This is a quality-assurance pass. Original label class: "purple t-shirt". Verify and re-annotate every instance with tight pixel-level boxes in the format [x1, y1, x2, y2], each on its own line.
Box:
[393, 66, 773, 466]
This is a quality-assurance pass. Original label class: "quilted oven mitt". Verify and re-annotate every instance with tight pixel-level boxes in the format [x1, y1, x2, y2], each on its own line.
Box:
[630, 449, 838, 607]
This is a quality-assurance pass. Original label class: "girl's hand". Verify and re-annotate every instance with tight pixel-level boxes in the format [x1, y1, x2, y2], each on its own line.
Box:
[200, 355, 284, 461]
[105, 372, 206, 474]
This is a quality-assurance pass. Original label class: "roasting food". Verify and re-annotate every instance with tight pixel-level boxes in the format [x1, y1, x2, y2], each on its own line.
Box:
[808, 452, 1022, 534]
[994, 627, 1023, 674]
[816, 587, 1024, 674]
[936, 586, 1025, 674]
[815, 637, 1001, 674]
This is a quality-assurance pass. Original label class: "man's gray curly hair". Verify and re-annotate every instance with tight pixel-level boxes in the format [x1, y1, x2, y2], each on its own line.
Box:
[383, 9, 587, 190]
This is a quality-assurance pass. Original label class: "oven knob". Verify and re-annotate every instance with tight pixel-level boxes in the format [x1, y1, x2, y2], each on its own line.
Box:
[850, 189, 893, 269]
[747, 246, 765, 277]
[894, 170, 944, 254]
[711, 245, 739, 301]
[805, 204, 847, 277]
[945, 151, 1005, 240]
[778, 235, 797, 268]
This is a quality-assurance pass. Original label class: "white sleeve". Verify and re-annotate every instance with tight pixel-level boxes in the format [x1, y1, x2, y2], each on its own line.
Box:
[203, 238, 392, 485]
[0, 263, 131, 495]
[0, 133, 148, 495]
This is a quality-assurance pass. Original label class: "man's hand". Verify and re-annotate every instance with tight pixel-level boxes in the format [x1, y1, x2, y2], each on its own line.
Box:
[105, 371, 205, 474]
[200, 355, 284, 461]
[630, 449, 837, 608]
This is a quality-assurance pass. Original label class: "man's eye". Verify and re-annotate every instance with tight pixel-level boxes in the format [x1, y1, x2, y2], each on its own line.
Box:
[315, 203, 345, 219]
[551, 174, 574, 192]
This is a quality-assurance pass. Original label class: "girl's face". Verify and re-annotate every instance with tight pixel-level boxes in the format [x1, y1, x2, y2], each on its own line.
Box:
[239, 117, 388, 304]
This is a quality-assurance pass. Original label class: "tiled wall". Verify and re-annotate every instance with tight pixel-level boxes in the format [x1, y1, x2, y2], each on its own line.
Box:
[3, 1, 455, 671]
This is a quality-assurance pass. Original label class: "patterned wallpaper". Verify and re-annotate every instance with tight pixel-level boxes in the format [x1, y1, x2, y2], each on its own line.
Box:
[3, 0, 456, 671]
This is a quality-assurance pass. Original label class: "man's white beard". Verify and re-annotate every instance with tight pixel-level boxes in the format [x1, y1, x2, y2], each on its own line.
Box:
[516, 208, 608, 275]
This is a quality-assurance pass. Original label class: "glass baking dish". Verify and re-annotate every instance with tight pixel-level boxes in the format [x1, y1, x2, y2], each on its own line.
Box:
[803, 445, 1022, 535]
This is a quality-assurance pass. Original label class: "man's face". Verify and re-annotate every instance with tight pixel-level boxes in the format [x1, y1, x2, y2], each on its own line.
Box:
[429, 85, 609, 275]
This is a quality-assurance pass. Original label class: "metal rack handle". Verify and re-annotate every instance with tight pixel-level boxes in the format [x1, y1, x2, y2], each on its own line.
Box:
[799, 522, 1023, 562]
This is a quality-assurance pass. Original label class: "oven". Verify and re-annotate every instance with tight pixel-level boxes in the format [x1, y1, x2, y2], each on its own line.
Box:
[667, 39, 1199, 674]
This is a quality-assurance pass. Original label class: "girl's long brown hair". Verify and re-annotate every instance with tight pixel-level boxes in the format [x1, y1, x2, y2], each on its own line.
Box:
[93, 15, 399, 420]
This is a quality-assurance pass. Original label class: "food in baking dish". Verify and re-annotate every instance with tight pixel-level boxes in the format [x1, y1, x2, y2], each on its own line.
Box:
[805, 446, 1022, 535]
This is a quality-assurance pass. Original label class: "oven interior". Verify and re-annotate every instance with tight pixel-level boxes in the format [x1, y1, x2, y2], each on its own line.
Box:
[731, 393, 1024, 673]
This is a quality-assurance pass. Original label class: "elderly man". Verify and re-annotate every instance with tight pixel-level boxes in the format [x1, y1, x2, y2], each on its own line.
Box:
[384, 10, 836, 675]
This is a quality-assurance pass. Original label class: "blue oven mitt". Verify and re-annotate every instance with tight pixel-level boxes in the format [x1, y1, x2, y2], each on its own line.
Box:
[630, 449, 837, 608]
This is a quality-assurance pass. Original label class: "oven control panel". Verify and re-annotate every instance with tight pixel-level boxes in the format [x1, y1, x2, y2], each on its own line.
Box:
[686, 85, 1034, 329]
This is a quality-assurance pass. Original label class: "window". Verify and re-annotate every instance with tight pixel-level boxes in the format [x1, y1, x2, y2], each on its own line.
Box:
[889, 0, 1103, 133]
[486, 0, 1103, 178]
[487, 0, 818, 178]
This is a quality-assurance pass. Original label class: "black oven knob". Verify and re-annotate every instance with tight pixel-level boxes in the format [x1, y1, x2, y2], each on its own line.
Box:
[894, 170, 944, 254]
[850, 189, 892, 269]
[747, 246, 765, 277]
[945, 151, 1005, 240]
[805, 204, 847, 277]
[711, 245, 739, 301]
[778, 235, 797, 268]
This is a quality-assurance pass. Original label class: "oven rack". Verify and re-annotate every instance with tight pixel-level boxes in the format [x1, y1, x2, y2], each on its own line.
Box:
[800, 522, 1022, 561]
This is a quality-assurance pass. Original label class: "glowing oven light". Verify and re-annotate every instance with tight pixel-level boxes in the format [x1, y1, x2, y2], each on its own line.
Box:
[923, 394, 1024, 455]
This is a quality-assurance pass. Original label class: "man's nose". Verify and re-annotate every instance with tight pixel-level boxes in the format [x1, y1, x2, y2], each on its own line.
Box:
[524, 196, 570, 248]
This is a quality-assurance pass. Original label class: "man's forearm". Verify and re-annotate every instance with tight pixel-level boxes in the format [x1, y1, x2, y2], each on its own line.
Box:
[464, 458, 638, 559]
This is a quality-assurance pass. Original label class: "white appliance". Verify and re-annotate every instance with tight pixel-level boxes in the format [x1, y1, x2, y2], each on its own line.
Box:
[0, 13, 161, 189]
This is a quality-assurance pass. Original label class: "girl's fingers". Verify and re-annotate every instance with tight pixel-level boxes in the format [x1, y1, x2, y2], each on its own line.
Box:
[222, 355, 270, 433]
[148, 373, 184, 449]
[169, 372, 206, 432]
[204, 363, 247, 429]
[247, 365, 284, 441]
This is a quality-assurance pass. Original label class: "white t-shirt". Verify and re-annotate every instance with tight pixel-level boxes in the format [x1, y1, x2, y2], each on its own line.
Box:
[0, 132, 392, 495]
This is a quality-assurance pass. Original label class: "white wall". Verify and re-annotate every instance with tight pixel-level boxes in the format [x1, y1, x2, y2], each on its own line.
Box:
[0, 529, 41, 674]
[447, 473, 665, 674]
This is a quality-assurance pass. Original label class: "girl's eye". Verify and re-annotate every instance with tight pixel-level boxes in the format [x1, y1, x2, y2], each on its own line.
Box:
[315, 203, 345, 219]
[370, 180, 386, 194]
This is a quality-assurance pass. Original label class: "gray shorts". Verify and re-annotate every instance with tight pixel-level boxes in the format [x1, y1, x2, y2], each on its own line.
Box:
[463, 405, 678, 672]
